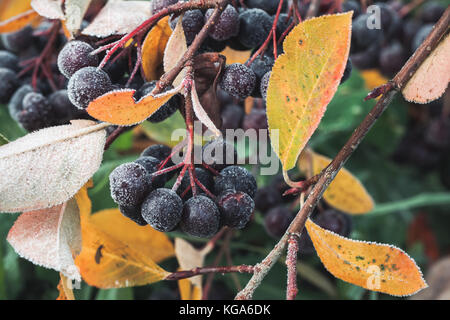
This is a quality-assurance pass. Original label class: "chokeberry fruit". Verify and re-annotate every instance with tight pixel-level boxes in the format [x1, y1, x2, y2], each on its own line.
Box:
[220, 63, 256, 99]
[420, 2, 445, 23]
[57, 41, 99, 79]
[238, 8, 272, 49]
[351, 13, 383, 51]
[178, 167, 214, 198]
[221, 103, 244, 131]
[246, 0, 288, 15]
[48, 90, 80, 125]
[141, 144, 173, 163]
[260, 71, 270, 100]
[180, 195, 220, 238]
[216, 190, 254, 229]
[8, 84, 33, 121]
[254, 186, 282, 213]
[205, 5, 239, 41]
[1, 26, 33, 53]
[0, 50, 19, 71]
[119, 204, 147, 226]
[202, 139, 237, 170]
[214, 166, 257, 198]
[141, 188, 183, 232]
[412, 24, 433, 52]
[247, 55, 274, 97]
[264, 206, 294, 239]
[379, 41, 406, 76]
[134, 156, 167, 188]
[242, 107, 268, 132]
[314, 209, 352, 237]
[0, 67, 19, 104]
[151, 0, 178, 15]
[109, 162, 152, 207]
[67, 66, 112, 109]
[178, 10, 204, 44]
[17, 92, 52, 132]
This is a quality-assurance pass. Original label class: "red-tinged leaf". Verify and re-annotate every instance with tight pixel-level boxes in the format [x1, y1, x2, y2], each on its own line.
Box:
[82, 0, 151, 37]
[0, 10, 39, 33]
[86, 86, 183, 126]
[7, 199, 82, 281]
[266, 13, 352, 170]
[306, 218, 427, 296]
[402, 33, 450, 104]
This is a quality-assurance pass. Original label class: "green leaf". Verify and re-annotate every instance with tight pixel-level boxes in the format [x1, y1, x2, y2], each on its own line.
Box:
[95, 287, 134, 300]
[0, 105, 26, 140]
[141, 110, 186, 147]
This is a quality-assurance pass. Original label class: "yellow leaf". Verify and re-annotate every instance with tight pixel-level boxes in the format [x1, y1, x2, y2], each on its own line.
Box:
[221, 47, 252, 65]
[90, 208, 174, 263]
[266, 13, 352, 170]
[306, 218, 427, 296]
[402, 33, 450, 104]
[0, 10, 39, 33]
[86, 85, 182, 126]
[142, 16, 172, 81]
[74, 185, 170, 288]
[360, 69, 389, 90]
[299, 149, 374, 214]
[0, 0, 32, 22]
[178, 277, 202, 300]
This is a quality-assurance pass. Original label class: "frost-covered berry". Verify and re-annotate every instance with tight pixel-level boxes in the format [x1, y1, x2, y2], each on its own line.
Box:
[248, 55, 273, 97]
[0, 50, 19, 71]
[119, 204, 147, 226]
[260, 71, 271, 100]
[134, 156, 167, 188]
[216, 190, 254, 229]
[17, 92, 52, 132]
[180, 195, 220, 238]
[202, 139, 237, 170]
[109, 163, 152, 207]
[57, 41, 99, 78]
[141, 188, 183, 232]
[205, 5, 239, 41]
[8, 84, 33, 121]
[214, 166, 257, 198]
[219, 63, 256, 99]
[178, 167, 214, 198]
[238, 8, 272, 49]
[67, 67, 112, 109]
[151, 0, 178, 15]
[141, 144, 172, 162]
[171, 9, 205, 44]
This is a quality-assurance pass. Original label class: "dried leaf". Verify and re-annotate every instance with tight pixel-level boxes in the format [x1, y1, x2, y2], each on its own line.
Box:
[192, 82, 222, 137]
[163, 15, 187, 87]
[0, 120, 107, 213]
[141, 17, 172, 81]
[57, 274, 75, 300]
[89, 208, 174, 263]
[65, 0, 92, 34]
[31, 0, 65, 20]
[86, 86, 183, 126]
[175, 238, 211, 289]
[75, 189, 170, 288]
[0, 10, 39, 34]
[402, 33, 450, 104]
[82, 0, 151, 37]
[7, 198, 82, 281]
[298, 149, 374, 214]
[266, 13, 352, 170]
[306, 218, 427, 296]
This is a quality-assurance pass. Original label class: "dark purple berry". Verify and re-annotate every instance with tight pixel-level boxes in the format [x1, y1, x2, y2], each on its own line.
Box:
[379, 41, 406, 76]
[141, 188, 183, 232]
[202, 139, 237, 170]
[0, 50, 19, 71]
[151, 0, 178, 15]
[220, 63, 256, 99]
[215, 166, 257, 198]
[221, 104, 244, 131]
[238, 8, 272, 49]
[340, 58, 352, 84]
[119, 204, 147, 226]
[264, 206, 294, 239]
[180, 195, 220, 238]
[420, 2, 445, 23]
[217, 190, 254, 229]
[8, 84, 33, 121]
[17, 92, 52, 132]
[57, 41, 99, 78]
[1, 26, 33, 53]
[242, 107, 268, 131]
[412, 24, 433, 52]
[205, 5, 239, 41]
[254, 186, 282, 213]
[134, 156, 167, 188]
[0, 67, 19, 104]
[178, 167, 214, 198]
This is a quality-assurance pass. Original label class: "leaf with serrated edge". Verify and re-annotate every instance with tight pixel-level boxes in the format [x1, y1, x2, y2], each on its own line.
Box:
[65, 0, 91, 34]
[82, 0, 151, 37]
[299, 149, 374, 214]
[0, 10, 39, 33]
[402, 33, 450, 104]
[7, 198, 82, 281]
[142, 17, 172, 81]
[306, 218, 427, 296]
[89, 208, 174, 263]
[87, 86, 183, 126]
[31, 0, 65, 20]
[164, 15, 187, 87]
[0, 120, 107, 213]
[267, 13, 352, 170]
[74, 192, 169, 288]
[191, 82, 222, 137]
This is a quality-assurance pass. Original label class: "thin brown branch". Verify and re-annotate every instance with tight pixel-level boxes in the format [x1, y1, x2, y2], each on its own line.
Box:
[286, 233, 300, 300]
[235, 6, 450, 300]
[165, 265, 254, 281]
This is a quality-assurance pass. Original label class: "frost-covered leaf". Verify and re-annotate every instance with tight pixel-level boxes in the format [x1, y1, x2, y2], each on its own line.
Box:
[87, 86, 183, 126]
[402, 33, 450, 104]
[7, 199, 82, 281]
[192, 82, 222, 137]
[65, 0, 92, 33]
[306, 218, 427, 296]
[0, 10, 39, 34]
[164, 15, 187, 87]
[0, 120, 107, 213]
[82, 0, 151, 37]
[31, 0, 65, 20]
[266, 13, 352, 170]
[142, 17, 172, 81]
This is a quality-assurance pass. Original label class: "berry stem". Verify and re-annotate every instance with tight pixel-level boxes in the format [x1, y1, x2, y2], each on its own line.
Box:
[165, 264, 254, 281]
[235, 7, 450, 300]
[286, 233, 300, 300]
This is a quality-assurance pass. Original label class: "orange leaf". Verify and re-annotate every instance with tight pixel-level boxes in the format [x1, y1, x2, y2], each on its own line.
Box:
[360, 69, 389, 90]
[306, 218, 427, 296]
[0, 0, 32, 22]
[402, 33, 450, 104]
[220, 47, 252, 65]
[178, 277, 202, 300]
[299, 149, 374, 214]
[0, 10, 39, 33]
[89, 208, 174, 263]
[74, 188, 170, 288]
[266, 13, 352, 170]
[142, 16, 172, 81]
[57, 274, 75, 300]
[86, 86, 182, 126]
